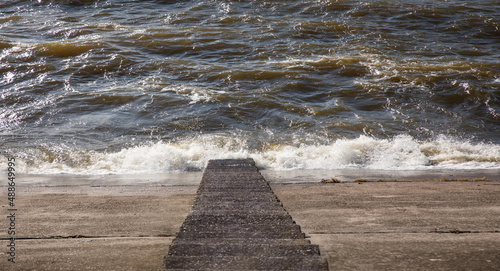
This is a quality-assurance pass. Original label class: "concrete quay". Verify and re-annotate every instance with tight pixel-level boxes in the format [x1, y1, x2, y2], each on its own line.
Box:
[1, 163, 499, 270]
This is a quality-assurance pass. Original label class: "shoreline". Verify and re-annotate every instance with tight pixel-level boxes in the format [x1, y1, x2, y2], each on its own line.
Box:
[5, 167, 500, 187]
[1, 172, 499, 270]
[261, 168, 500, 184]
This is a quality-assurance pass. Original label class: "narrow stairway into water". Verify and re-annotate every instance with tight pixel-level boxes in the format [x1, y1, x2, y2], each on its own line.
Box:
[164, 158, 328, 270]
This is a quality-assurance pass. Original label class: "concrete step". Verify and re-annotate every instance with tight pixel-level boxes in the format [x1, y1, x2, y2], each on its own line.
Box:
[165, 255, 329, 270]
[197, 187, 272, 193]
[191, 200, 285, 211]
[176, 225, 305, 239]
[182, 214, 296, 226]
[204, 158, 258, 171]
[167, 242, 321, 257]
[195, 197, 281, 204]
[178, 222, 303, 235]
[170, 238, 313, 246]
[200, 175, 266, 181]
[194, 193, 278, 200]
[190, 209, 289, 216]
[198, 183, 271, 189]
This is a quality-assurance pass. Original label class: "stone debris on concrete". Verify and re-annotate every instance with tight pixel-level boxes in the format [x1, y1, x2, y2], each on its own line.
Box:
[165, 159, 329, 270]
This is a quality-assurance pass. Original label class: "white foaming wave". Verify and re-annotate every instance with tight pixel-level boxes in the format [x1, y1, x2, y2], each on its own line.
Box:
[255, 135, 431, 170]
[6, 134, 500, 174]
[420, 135, 500, 168]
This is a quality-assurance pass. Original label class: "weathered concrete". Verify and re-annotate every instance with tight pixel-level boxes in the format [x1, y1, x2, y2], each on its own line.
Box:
[272, 182, 500, 271]
[0, 185, 197, 271]
[164, 159, 329, 270]
[3, 171, 499, 270]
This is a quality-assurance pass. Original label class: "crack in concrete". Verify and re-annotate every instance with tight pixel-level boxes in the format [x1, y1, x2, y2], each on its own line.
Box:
[0, 234, 175, 240]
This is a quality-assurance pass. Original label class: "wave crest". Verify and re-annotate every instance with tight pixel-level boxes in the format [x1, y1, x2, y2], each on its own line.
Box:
[4, 134, 499, 174]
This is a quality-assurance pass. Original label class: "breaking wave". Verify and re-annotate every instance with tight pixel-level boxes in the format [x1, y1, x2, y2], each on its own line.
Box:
[4, 134, 499, 174]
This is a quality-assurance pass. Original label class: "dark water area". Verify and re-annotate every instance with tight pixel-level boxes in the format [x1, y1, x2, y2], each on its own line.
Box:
[1, 0, 499, 174]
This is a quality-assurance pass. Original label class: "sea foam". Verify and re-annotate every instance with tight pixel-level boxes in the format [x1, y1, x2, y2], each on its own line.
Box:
[5, 134, 499, 175]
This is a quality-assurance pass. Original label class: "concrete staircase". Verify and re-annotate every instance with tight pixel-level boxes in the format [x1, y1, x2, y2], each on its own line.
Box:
[165, 159, 329, 270]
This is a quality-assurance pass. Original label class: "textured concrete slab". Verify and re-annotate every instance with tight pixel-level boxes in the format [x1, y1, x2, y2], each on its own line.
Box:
[6, 237, 172, 271]
[0, 185, 197, 271]
[3, 169, 498, 270]
[310, 233, 500, 271]
[164, 159, 329, 270]
[273, 182, 500, 271]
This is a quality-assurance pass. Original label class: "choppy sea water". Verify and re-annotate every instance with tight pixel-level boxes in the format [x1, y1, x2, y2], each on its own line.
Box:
[1, 0, 499, 174]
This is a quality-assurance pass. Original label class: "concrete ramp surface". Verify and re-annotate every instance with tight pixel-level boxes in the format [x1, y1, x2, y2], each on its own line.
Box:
[165, 159, 329, 270]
